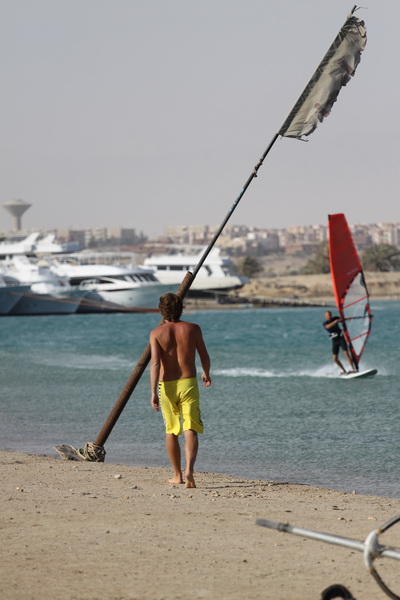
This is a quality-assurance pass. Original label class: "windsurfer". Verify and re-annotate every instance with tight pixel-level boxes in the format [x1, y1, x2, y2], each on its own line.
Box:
[323, 310, 355, 374]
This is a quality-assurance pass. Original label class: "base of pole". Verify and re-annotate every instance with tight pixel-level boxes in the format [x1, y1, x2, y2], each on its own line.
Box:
[54, 442, 106, 462]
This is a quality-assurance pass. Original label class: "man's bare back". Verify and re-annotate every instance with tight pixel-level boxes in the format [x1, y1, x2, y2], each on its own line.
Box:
[151, 321, 200, 381]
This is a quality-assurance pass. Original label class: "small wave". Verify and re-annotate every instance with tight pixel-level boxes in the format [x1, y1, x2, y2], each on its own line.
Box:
[39, 353, 133, 371]
[214, 365, 386, 379]
[214, 367, 277, 378]
[305, 365, 339, 378]
[214, 367, 330, 378]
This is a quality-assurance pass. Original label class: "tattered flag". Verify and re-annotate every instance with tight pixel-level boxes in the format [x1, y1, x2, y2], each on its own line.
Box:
[278, 7, 367, 140]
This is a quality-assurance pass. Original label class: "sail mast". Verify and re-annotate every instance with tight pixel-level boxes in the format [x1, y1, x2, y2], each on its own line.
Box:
[328, 213, 373, 370]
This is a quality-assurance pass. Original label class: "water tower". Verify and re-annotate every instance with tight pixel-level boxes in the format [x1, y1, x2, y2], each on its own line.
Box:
[3, 199, 31, 230]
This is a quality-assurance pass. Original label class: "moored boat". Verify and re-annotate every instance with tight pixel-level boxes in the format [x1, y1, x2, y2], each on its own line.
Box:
[2, 256, 87, 316]
[143, 247, 247, 295]
[50, 257, 171, 312]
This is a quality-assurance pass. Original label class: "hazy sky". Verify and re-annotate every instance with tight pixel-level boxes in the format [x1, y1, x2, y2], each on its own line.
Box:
[1, 1, 399, 238]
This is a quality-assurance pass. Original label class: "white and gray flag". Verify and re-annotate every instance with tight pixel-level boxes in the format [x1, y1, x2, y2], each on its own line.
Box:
[279, 8, 367, 139]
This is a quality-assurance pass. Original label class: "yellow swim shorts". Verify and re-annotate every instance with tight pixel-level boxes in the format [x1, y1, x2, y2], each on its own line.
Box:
[158, 377, 204, 436]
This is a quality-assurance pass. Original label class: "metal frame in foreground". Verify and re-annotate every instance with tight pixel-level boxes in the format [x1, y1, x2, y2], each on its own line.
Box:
[256, 515, 400, 599]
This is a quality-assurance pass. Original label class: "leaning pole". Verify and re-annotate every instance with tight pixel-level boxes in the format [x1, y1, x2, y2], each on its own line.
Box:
[55, 7, 366, 462]
[57, 133, 280, 462]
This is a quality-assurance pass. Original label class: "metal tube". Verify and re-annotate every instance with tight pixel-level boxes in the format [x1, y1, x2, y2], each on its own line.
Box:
[256, 519, 365, 552]
[256, 518, 400, 560]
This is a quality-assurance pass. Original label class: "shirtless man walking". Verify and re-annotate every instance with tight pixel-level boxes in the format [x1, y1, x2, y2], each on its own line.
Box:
[150, 293, 211, 488]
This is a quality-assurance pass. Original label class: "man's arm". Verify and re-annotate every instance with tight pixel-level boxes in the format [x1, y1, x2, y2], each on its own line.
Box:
[149, 331, 161, 411]
[195, 325, 211, 387]
[324, 317, 342, 330]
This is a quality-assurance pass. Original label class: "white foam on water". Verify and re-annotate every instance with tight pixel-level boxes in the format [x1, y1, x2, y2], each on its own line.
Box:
[39, 352, 133, 371]
[214, 364, 386, 379]
[214, 367, 277, 378]
[214, 366, 336, 378]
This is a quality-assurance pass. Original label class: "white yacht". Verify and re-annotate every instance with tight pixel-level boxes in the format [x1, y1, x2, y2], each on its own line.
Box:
[0, 233, 40, 258]
[50, 256, 171, 312]
[34, 233, 81, 254]
[0, 232, 80, 257]
[2, 256, 87, 315]
[143, 247, 247, 294]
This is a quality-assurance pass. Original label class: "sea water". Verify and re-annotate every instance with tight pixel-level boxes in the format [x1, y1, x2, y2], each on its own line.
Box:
[1, 301, 399, 497]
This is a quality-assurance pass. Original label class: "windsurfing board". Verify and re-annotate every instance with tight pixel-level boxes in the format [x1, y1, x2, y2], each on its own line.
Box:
[340, 368, 377, 380]
[54, 444, 86, 461]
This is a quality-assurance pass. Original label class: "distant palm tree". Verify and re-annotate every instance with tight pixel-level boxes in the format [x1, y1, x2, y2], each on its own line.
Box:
[361, 244, 400, 271]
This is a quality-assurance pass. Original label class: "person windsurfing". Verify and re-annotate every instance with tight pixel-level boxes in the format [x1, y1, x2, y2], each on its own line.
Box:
[323, 310, 355, 375]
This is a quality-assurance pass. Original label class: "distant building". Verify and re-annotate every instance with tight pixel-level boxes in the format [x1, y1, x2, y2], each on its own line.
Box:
[3, 219, 400, 255]
[107, 227, 138, 244]
[57, 229, 86, 247]
[158, 221, 400, 257]
[164, 225, 211, 245]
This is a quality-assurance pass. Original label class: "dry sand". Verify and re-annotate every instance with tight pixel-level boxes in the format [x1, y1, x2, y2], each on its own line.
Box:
[1, 451, 399, 600]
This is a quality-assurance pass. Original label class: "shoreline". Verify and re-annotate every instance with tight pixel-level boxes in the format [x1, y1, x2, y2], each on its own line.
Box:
[4, 446, 399, 500]
[183, 273, 400, 310]
[2, 450, 399, 600]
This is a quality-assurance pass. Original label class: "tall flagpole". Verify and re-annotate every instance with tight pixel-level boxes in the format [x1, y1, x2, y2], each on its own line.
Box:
[56, 7, 366, 462]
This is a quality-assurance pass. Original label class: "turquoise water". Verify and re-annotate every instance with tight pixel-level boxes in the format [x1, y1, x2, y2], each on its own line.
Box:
[1, 301, 399, 497]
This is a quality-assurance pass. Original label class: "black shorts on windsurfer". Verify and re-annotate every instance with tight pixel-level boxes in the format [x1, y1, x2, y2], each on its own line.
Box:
[323, 310, 355, 375]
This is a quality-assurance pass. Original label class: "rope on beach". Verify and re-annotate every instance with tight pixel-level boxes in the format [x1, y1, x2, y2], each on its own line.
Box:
[80, 442, 106, 462]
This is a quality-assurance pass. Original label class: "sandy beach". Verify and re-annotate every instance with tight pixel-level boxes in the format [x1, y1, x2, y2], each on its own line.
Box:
[1, 451, 399, 600]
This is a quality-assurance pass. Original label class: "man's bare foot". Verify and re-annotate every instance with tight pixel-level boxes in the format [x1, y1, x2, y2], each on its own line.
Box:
[185, 472, 196, 488]
[168, 475, 184, 484]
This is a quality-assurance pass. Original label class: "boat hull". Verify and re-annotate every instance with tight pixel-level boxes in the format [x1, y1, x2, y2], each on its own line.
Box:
[76, 283, 171, 313]
[9, 290, 86, 315]
[0, 285, 31, 315]
[149, 273, 245, 292]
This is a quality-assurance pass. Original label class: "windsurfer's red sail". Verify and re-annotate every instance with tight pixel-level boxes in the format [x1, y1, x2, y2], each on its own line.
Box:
[328, 213, 373, 370]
